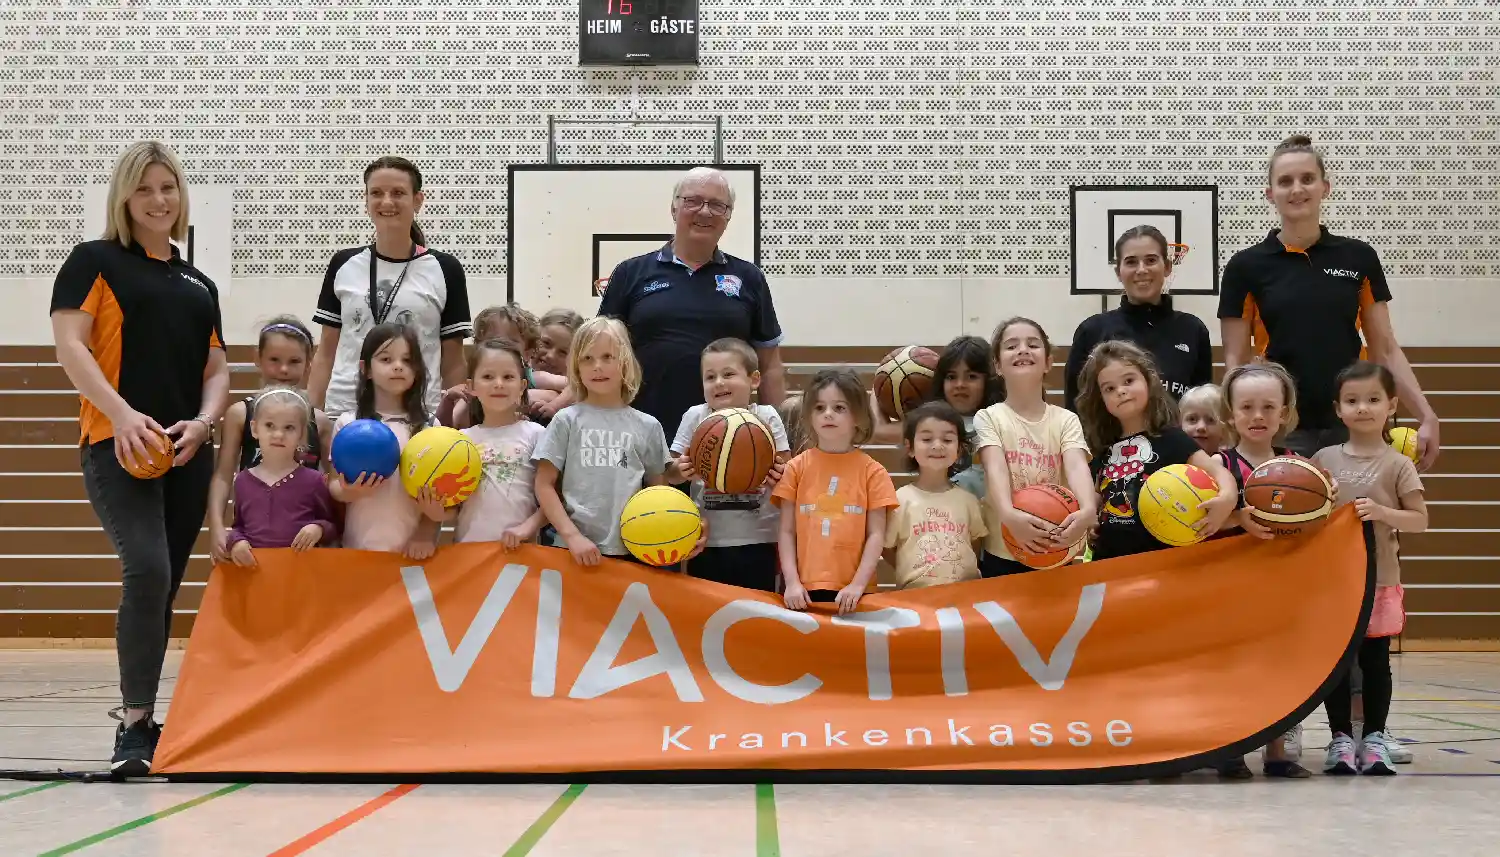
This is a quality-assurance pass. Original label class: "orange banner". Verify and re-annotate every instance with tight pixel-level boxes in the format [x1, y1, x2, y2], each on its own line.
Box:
[155, 508, 1371, 783]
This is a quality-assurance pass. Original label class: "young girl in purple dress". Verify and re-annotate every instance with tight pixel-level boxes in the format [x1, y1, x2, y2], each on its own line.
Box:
[226, 386, 338, 566]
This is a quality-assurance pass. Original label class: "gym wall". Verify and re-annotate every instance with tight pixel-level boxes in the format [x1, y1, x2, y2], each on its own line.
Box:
[0, 1, 1495, 346]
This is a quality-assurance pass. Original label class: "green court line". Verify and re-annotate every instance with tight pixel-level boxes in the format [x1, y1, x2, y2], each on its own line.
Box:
[756, 783, 781, 857]
[38, 782, 249, 857]
[501, 783, 587, 857]
[0, 780, 65, 803]
[1409, 712, 1500, 733]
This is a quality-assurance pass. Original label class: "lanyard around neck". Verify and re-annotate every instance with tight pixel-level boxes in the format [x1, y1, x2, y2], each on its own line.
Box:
[368, 244, 417, 325]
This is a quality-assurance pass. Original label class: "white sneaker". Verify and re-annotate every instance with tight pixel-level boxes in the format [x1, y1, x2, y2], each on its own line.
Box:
[1323, 733, 1357, 775]
[1380, 732, 1413, 764]
[1359, 732, 1397, 775]
[1282, 722, 1303, 760]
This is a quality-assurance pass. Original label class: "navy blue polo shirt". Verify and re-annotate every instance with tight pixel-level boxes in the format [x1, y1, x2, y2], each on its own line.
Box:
[1218, 227, 1390, 430]
[598, 243, 782, 439]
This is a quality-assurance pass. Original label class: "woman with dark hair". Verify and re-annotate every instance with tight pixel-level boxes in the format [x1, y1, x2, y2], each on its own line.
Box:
[1219, 134, 1439, 468]
[1064, 225, 1214, 411]
[50, 141, 230, 776]
[308, 156, 472, 419]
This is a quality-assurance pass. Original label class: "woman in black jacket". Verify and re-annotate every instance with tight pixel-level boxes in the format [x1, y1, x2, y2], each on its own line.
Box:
[1064, 225, 1213, 410]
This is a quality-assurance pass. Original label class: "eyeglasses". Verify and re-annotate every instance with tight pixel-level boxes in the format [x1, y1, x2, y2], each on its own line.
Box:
[676, 196, 732, 216]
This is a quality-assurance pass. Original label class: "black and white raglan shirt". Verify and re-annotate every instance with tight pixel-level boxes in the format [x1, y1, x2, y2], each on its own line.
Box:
[314, 246, 472, 418]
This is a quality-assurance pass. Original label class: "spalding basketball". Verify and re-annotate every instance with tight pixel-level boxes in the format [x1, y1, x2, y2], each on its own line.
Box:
[620, 485, 702, 567]
[1389, 426, 1419, 462]
[1138, 463, 1219, 547]
[1001, 483, 1084, 569]
[401, 426, 483, 507]
[873, 345, 940, 421]
[689, 408, 776, 495]
[123, 430, 174, 480]
[330, 418, 401, 483]
[1245, 455, 1334, 537]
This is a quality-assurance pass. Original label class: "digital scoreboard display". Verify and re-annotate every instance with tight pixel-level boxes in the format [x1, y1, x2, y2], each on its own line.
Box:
[579, 0, 699, 66]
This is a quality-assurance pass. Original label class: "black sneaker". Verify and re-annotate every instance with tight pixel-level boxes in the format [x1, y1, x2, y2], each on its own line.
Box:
[110, 719, 159, 780]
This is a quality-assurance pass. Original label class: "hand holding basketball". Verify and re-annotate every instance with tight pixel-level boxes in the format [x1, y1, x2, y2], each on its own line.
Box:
[415, 485, 447, 522]
[165, 417, 212, 464]
[1417, 418, 1441, 472]
[1237, 506, 1276, 540]
[764, 458, 786, 490]
[335, 472, 386, 502]
[1000, 507, 1054, 554]
[1194, 490, 1237, 534]
[1050, 508, 1094, 549]
[674, 453, 698, 483]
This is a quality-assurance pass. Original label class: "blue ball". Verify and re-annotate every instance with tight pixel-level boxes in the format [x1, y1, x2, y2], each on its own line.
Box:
[330, 419, 401, 482]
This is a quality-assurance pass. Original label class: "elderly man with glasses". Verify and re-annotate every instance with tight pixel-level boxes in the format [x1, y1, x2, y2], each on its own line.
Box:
[591, 166, 786, 440]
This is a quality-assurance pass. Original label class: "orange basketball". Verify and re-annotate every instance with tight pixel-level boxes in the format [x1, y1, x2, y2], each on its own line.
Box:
[1002, 483, 1085, 569]
[1244, 455, 1334, 537]
[688, 408, 776, 495]
[123, 430, 175, 480]
[873, 345, 940, 421]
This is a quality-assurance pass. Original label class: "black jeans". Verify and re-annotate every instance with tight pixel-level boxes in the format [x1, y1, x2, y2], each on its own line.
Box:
[81, 439, 213, 709]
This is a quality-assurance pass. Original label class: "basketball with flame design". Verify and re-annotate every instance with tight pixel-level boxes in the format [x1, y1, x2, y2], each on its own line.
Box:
[400, 426, 482, 507]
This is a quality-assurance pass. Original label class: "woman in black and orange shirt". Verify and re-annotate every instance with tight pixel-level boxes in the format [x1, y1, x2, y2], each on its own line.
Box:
[50, 142, 230, 778]
[1219, 135, 1440, 469]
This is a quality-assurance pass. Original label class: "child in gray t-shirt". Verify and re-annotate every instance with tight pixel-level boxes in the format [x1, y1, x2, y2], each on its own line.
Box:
[533, 317, 672, 564]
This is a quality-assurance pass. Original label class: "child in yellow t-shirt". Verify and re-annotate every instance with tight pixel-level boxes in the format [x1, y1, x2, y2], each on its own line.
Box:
[885, 402, 987, 588]
[773, 369, 898, 614]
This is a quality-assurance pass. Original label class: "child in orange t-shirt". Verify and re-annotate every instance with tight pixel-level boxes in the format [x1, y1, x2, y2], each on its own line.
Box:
[773, 369, 899, 615]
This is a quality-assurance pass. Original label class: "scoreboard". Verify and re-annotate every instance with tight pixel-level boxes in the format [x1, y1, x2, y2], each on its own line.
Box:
[578, 0, 699, 66]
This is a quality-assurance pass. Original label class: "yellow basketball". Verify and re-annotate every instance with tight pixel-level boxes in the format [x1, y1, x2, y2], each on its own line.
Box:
[400, 426, 483, 507]
[1389, 426, 1419, 462]
[620, 486, 702, 567]
[1137, 463, 1220, 547]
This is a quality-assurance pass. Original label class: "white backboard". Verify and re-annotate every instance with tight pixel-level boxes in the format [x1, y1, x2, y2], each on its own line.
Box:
[1070, 185, 1219, 295]
[508, 165, 760, 314]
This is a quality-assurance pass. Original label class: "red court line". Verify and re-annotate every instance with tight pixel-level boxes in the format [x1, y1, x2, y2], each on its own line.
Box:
[266, 782, 419, 856]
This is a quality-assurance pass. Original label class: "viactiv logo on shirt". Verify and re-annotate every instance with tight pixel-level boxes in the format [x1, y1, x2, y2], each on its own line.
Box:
[1323, 268, 1361, 280]
[641, 280, 671, 295]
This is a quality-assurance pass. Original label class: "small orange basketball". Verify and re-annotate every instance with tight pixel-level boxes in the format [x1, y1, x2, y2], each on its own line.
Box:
[688, 408, 776, 495]
[122, 430, 175, 480]
[1002, 483, 1085, 569]
[1245, 455, 1334, 537]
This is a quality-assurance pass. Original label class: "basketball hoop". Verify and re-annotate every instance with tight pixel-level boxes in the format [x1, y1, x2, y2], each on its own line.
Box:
[1163, 243, 1190, 292]
[593, 278, 609, 297]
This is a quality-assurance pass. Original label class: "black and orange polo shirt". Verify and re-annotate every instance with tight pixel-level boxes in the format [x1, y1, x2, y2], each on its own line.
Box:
[50, 239, 224, 446]
[1217, 227, 1391, 430]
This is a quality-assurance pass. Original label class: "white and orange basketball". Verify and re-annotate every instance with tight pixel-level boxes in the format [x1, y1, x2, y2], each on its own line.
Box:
[688, 408, 777, 495]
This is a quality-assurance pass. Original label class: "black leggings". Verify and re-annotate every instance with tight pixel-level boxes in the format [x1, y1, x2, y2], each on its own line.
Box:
[1324, 636, 1392, 737]
[81, 440, 213, 709]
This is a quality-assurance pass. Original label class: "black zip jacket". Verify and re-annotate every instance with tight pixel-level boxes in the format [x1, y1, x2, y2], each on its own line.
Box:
[1063, 294, 1214, 411]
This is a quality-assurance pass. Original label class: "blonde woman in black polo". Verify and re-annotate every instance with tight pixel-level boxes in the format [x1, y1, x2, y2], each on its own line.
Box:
[1219, 135, 1440, 470]
[50, 142, 230, 778]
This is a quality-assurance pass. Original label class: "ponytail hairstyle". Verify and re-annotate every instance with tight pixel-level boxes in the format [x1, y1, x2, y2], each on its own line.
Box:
[1221, 360, 1300, 445]
[354, 322, 429, 427]
[902, 400, 970, 474]
[1268, 134, 1327, 182]
[466, 338, 530, 426]
[363, 156, 427, 247]
[247, 384, 312, 447]
[1113, 224, 1172, 272]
